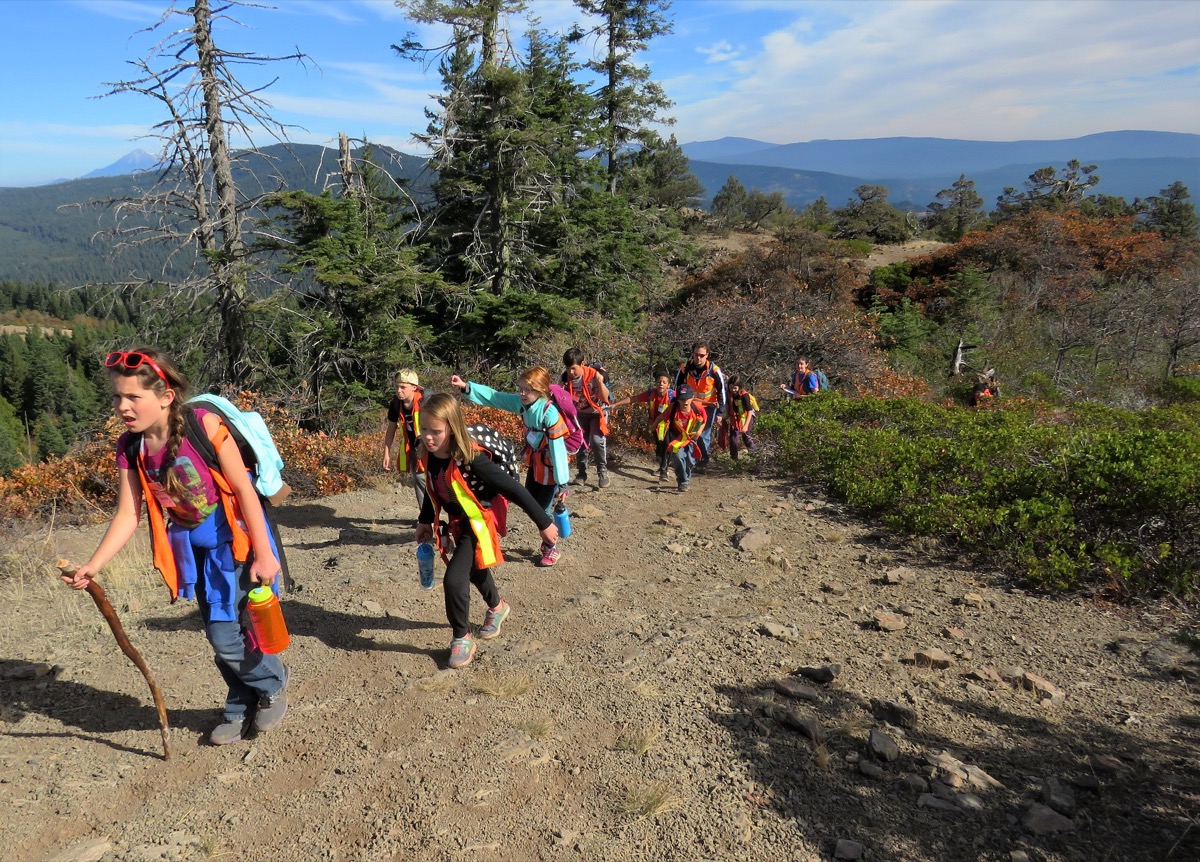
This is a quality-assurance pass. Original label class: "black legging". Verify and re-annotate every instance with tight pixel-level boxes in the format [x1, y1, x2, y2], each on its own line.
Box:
[524, 474, 557, 516]
[444, 530, 501, 639]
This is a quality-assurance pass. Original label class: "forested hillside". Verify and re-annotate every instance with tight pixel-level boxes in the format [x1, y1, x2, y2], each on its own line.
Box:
[0, 144, 430, 284]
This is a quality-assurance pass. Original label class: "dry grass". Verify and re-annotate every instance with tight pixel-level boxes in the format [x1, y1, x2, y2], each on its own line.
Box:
[519, 718, 555, 739]
[415, 672, 456, 693]
[0, 528, 159, 645]
[813, 741, 832, 771]
[614, 727, 661, 756]
[618, 780, 681, 820]
[471, 672, 532, 698]
[832, 715, 873, 740]
[632, 680, 662, 699]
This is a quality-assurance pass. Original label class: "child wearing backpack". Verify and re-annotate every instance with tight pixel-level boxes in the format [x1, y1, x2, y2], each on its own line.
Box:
[610, 367, 674, 482]
[60, 347, 288, 746]
[382, 368, 426, 512]
[781, 357, 821, 399]
[562, 348, 612, 489]
[724, 375, 758, 461]
[451, 367, 570, 567]
[414, 394, 559, 669]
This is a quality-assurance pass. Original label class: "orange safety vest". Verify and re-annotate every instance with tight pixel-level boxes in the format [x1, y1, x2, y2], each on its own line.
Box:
[644, 388, 673, 436]
[680, 362, 721, 406]
[424, 452, 504, 570]
[566, 366, 609, 434]
[394, 389, 424, 474]
[134, 421, 251, 601]
[662, 404, 707, 456]
[525, 404, 570, 485]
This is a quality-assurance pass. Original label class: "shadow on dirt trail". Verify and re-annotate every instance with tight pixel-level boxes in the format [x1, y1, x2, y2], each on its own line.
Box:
[710, 680, 1200, 861]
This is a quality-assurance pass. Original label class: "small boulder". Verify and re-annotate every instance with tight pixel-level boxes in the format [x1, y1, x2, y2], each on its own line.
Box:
[870, 698, 917, 729]
[868, 729, 900, 762]
[873, 612, 908, 632]
[792, 664, 842, 684]
[834, 839, 865, 860]
[1022, 803, 1075, 835]
[774, 678, 820, 702]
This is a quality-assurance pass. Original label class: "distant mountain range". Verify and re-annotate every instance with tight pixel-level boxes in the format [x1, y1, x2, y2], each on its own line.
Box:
[1, 132, 1197, 285]
[0, 143, 430, 285]
[682, 130, 1200, 210]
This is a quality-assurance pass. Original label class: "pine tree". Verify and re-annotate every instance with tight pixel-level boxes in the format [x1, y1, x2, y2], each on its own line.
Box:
[925, 175, 986, 241]
[573, 0, 675, 194]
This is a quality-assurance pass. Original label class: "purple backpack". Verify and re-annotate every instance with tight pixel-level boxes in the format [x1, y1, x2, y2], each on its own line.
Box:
[546, 384, 587, 454]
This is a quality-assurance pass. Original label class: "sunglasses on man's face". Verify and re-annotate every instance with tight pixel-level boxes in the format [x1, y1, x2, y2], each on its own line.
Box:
[105, 351, 169, 384]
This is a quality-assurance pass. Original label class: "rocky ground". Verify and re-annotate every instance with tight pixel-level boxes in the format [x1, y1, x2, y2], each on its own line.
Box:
[2, 450, 1198, 862]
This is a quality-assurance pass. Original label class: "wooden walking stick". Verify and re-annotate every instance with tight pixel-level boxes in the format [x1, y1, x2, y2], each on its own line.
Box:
[57, 560, 172, 761]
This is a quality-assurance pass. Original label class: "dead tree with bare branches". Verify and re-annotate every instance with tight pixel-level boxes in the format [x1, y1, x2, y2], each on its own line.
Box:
[77, 0, 307, 386]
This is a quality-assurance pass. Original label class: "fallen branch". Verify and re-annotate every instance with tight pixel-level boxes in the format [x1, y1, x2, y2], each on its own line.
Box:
[57, 560, 172, 761]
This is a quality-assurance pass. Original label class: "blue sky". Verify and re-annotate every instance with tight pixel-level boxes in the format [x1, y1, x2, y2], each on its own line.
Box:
[1, 0, 1198, 186]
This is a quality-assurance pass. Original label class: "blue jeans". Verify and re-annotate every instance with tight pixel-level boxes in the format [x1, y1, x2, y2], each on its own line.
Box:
[697, 408, 721, 465]
[197, 566, 287, 723]
[669, 448, 695, 486]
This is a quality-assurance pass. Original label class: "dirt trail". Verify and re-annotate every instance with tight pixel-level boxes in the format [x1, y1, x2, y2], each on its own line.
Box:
[2, 452, 1197, 862]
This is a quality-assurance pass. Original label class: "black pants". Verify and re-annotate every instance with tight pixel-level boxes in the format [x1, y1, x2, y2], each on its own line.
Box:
[444, 530, 501, 639]
[654, 438, 668, 473]
[525, 474, 557, 516]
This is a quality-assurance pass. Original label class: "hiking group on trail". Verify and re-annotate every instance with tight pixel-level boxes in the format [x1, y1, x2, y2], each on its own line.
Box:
[61, 342, 844, 746]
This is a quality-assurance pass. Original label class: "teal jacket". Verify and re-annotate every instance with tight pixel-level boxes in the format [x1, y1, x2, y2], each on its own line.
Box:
[463, 382, 570, 487]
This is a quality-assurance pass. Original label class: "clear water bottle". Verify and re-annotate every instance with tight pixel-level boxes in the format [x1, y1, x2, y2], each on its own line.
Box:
[553, 501, 572, 538]
[246, 585, 290, 654]
[416, 542, 436, 590]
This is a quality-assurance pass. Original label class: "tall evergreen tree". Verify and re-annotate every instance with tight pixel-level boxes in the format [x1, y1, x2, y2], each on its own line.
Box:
[925, 175, 986, 241]
[1141, 181, 1199, 239]
[573, 0, 675, 194]
[258, 143, 443, 426]
[0, 395, 26, 474]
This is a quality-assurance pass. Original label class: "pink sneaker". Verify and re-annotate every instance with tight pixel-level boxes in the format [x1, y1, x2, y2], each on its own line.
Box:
[538, 543, 561, 567]
[448, 634, 476, 669]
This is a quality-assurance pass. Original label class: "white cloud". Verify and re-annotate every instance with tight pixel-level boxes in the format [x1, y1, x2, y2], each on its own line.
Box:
[671, 0, 1200, 142]
[697, 39, 740, 64]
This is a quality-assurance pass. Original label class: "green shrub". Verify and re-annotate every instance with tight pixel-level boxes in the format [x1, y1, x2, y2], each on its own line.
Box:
[757, 397, 1200, 598]
[1157, 376, 1200, 405]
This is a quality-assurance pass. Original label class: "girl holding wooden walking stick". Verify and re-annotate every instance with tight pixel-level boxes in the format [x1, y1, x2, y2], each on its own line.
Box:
[61, 347, 288, 745]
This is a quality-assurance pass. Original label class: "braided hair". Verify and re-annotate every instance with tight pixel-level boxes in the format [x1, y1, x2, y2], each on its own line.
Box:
[109, 347, 190, 499]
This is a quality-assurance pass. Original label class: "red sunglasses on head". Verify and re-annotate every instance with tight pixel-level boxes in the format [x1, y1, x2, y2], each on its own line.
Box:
[105, 351, 169, 385]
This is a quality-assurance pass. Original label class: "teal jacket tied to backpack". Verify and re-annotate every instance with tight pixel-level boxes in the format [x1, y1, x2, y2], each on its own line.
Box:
[188, 394, 287, 501]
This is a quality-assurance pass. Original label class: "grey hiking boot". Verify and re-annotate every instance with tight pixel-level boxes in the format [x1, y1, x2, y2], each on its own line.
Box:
[253, 664, 289, 734]
[210, 717, 251, 746]
[598, 471, 611, 489]
[570, 472, 588, 486]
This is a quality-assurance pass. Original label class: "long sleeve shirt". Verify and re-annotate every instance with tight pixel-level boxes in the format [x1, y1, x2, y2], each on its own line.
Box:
[461, 382, 570, 487]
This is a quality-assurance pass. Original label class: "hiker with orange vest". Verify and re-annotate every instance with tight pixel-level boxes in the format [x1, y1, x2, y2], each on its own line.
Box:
[781, 358, 820, 399]
[382, 368, 425, 512]
[562, 347, 612, 489]
[672, 341, 726, 474]
[724, 375, 759, 460]
[451, 367, 571, 567]
[61, 347, 288, 746]
[660, 385, 708, 493]
[610, 366, 674, 482]
[414, 393, 559, 669]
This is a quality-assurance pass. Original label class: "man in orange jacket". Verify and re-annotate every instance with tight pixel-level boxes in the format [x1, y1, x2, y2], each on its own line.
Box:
[672, 341, 726, 473]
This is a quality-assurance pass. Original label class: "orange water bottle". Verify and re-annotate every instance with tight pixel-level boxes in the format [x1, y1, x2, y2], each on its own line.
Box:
[246, 586, 290, 654]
